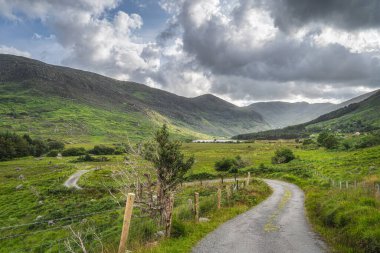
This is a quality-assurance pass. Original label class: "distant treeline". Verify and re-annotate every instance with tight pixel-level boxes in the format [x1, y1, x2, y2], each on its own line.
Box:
[0, 132, 65, 161]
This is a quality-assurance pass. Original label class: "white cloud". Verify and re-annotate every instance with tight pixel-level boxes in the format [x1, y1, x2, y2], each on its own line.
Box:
[0, 45, 31, 57]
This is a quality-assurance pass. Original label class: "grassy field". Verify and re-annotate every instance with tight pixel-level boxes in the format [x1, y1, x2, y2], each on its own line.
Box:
[0, 145, 270, 252]
[1, 141, 379, 252]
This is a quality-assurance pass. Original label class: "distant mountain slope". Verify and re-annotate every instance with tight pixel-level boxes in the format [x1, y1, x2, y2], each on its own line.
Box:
[0, 54, 269, 141]
[233, 90, 380, 140]
[246, 90, 377, 129]
[246, 102, 333, 128]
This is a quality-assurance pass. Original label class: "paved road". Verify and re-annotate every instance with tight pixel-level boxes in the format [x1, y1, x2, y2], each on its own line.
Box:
[63, 170, 91, 189]
[192, 179, 327, 253]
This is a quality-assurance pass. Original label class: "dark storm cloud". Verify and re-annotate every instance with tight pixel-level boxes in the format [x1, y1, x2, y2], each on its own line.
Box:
[179, 0, 380, 84]
[168, 0, 380, 101]
[267, 0, 380, 32]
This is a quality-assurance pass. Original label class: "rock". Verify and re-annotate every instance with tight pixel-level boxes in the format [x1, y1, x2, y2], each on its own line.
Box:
[199, 217, 210, 223]
[38, 200, 44, 205]
[36, 215, 43, 221]
[18, 175, 25, 180]
[155, 230, 165, 238]
[15, 184, 23, 190]
[90, 199, 96, 202]
[48, 220, 55, 226]
[57, 153, 62, 159]
[15, 167, 22, 171]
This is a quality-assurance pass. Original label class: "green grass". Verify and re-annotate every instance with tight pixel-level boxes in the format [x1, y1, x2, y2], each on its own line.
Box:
[1, 141, 380, 252]
[0, 83, 210, 144]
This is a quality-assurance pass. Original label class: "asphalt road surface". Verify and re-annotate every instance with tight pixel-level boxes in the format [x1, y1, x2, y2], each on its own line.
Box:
[192, 179, 327, 253]
[63, 169, 91, 189]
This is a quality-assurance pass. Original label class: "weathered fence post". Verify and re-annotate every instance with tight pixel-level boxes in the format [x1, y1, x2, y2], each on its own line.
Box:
[217, 188, 222, 209]
[236, 180, 239, 191]
[346, 181, 349, 189]
[226, 185, 231, 201]
[118, 193, 135, 253]
[339, 181, 342, 190]
[194, 192, 199, 223]
[246, 172, 251, 186]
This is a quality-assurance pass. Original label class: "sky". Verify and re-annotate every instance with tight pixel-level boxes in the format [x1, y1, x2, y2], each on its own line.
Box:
[1, 0, 380, 105]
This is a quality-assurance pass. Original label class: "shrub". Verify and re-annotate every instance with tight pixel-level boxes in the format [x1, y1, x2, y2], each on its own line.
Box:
[47, 140, 65, 151]
[31, 139, 48, 157]
[271, 148, 295, 164]
[214, 158, 235, 172]
[317, 131, 339, 149]
[46, 150, 59, 157]
[89, 145, 115, 155]
[62, 147, 86, 157]
[74, 154, 110, 162]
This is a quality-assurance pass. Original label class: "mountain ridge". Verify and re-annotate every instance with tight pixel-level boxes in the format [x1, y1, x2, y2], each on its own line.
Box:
[0, 54, 269, 139]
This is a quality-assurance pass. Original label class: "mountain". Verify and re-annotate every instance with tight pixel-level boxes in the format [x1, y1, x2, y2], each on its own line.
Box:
[246, 90, 377, 129]
[246, 102, 334, 129]
[233, 90, 380, 140]
[0, 54, 269, 142]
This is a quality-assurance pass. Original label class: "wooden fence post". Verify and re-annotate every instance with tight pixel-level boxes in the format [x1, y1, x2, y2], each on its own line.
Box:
[118, 193, 135, 253]
[226, 185, 231, 201]
[194, 192, 199, 223]
[346, 181, 349, 189]
[246, 172, 251, 186]
[339, 181, 342, 189]
[217, 188, 222, 209]
[236, 180, 239, 191]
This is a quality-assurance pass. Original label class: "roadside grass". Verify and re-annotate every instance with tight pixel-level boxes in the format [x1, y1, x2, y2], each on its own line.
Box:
[137, 179, 271, 253]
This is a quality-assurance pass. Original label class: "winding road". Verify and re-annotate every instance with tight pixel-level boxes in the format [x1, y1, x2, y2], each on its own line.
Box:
[63, 169, 92, 189]
[192, 179, 327, 253]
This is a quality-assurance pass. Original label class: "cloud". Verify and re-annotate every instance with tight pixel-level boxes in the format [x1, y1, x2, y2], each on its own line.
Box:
[0, 0, 156, 80]
[0, 45, 31, 57]
[264, 0, 380, 32]
[158, 0, 380, 102]
[1, 0, 380, 104]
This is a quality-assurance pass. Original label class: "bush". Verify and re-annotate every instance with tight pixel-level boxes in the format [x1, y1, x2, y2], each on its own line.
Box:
[47, 140, 65, 151]
[317, 131, 339, 149]
[89, 145, 115, 155]
[62, 147, 86, 157]
[74, 154, 110, 162]
[214, 158, 235, 172]
[271, 148, 295, 164]
[31, 139, 48, 157]
[46, 150, 59, 157]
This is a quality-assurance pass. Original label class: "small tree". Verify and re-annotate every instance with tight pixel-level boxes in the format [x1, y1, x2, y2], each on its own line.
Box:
[317, 131, 339, 149]
[214, 156, 248, 182]
[272, 148, 295, 164]
[214, 158, 235, 183]
[144, 125, 194, 237]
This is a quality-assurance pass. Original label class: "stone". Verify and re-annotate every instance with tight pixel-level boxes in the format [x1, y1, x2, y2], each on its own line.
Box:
[48, 220, 55, 226]
[15, 184, 23, 190]
[199, 217, 210, 223]
[155, 230, 165, 238]
[36, 216, 43, 220]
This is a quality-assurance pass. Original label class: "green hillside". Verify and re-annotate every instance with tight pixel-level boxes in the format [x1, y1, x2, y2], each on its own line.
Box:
[0, 54, 270, 142]
[233, 90, 380, 140]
